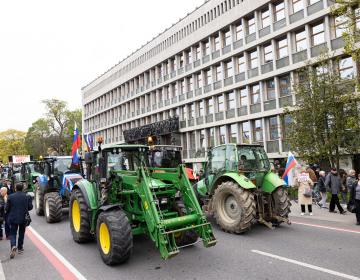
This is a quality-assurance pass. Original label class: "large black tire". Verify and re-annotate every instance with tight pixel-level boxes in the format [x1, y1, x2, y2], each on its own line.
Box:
[69, 189, 94, 243]
[213, 181, 256, 233]
[170, 199, 199, 246]
[44, 192, 63, 223]
[96, 210, 133, 266]
[271, 186, 292, 226]
[34, 182, 44, 216]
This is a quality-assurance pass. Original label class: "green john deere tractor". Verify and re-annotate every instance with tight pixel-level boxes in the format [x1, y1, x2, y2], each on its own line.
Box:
[69, 141, 217, 265]
[19, 161, 42, 193]
[195, 143, 291, 233]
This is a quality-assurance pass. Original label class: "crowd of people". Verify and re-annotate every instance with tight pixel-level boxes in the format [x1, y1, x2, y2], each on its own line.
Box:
[295, 162, 360, 226]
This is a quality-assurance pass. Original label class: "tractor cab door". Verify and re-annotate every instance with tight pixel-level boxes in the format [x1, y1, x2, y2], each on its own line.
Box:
[204, 146, 226, 193]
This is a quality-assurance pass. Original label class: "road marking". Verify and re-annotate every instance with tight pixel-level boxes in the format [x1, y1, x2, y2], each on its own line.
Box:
[290, 220, 360, 234]
[26, 226, 86, 280]
[252, 250, 360, 280]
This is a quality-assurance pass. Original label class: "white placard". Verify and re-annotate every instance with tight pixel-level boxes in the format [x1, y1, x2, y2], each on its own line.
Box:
[297, 173, 310, 182]
[12, 155, 31, 163]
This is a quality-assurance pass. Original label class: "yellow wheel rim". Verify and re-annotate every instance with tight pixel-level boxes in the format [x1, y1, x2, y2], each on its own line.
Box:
[170, 228, 181, 238]
[72, 200, 81, 232]
[99, 223, 110, 254]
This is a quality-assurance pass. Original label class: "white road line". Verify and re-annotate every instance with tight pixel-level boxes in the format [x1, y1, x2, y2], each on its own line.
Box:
[290, 221, 360, 234]
[252, 250, 360, 280]
[28, 226, 87, 280]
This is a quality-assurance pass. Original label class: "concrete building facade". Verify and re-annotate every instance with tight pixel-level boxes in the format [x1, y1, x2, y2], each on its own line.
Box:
[81, 0, 360, 175]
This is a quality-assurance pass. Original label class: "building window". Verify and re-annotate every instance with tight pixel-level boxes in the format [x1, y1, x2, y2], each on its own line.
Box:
[147, 95, 151, 106]
[165, 63, 169, 75]
[238, 56, 245, 73]
[172, 84, 177, 97]
[308, 0, 321, 5]
[219, 126, 226, 144]
[218, 95, 224, 112]
[279, 75, 291, 97]
[335, 15, 347, 38]
[214, 35, 220, 51]
[224, 60, 233, 78]
[239, 88, 247, 107]
[181, 80, 185, 94]
[266, 80, 276, 100]
[153, 70, 156, 81]
[154, 114, 157, 122]
[229, 124, 237, 143]
[183, 134, 187, 150]
[277, 37, 288, 59]
[269, 117, 279, 140]
[208, 128, 215, 146]
[173, 108, 179, 116]
[166, 87, 170, 99]
[203, 40, 210, 56]
[186, 50, 192, 65]
[206, 98, 213, 115]
[199, 101, 204, 117]
[180, 54, 184, 68]
[197, 73, 202, 88]
[299, 71, 308, 85]
[182, 106, 186, 120]
[198, 129, 205, 148]
[158, 66, 162, 78]
[171, 59, 176, 72]
[295, 29, 307, 52]
[235, 22, 243, 41]
[262, 8, 270, 28]
[311, 21, 325, 46]
[253, 119, 263, 142]
[205, 69, 212, 85]
[264, 44, 273, 63]
[242, 122, 250, 143]
[339, 57, 354, 80]
[189, 104, 194, 119]
[223, 29, 231, 47]
[187, 77, 193, 91]
[159, 89, 163, 102]
[216, 65, 222, 81]
[227, 92, 235, 110]
[251, 84, 260, 104]
[195, 45, 201, 60]
[292, 0, 303, 13]
[282, 115, 293, 138]
[248, 50, 258, 69]
[274, 1, 285, 22]
[246, 16, 255, 35]
[190, 132, 196, 149]
[146, 73, 150, 84]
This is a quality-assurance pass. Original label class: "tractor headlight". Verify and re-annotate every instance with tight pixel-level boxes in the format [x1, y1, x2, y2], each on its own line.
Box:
[154, 199, 159, 205]
[33, 180, 36, 183]
[161, 198, 168, 204]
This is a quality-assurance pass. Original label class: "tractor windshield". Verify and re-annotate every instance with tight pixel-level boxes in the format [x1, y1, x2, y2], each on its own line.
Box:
[25, 163, 35, 173]
[107, 150, 149, 173]
[237, 146, 270, 172]
[150, 150, 182, 168]
[55, 158, 81, 175]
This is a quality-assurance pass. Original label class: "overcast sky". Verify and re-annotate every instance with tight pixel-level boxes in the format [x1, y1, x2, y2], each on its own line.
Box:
[0, 0, 205, 132]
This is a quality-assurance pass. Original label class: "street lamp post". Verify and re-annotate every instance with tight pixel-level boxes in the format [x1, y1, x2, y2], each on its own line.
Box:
[49, 134, 71, 156]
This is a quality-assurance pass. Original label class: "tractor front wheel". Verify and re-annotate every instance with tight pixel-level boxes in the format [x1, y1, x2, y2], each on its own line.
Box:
[34, 182, 44, 216]
[44, 192, 63, 223]
[69, 189, 94, 243]
[271, 186, 291, 226]
[96, 209, 133, 265]
[213, 181, 256, 233]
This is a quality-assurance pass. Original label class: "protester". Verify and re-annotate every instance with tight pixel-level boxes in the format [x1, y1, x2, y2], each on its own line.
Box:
[295, 170, 314, 216]
[316, 167, 321, 181]
[198, 170, 204, 180]
[311, 162, 321, 174]
[4, 179, 14, 195]
[346, 170, 356, 201]
[339, 169, 349, 208]
[0, 188, 5, 240]
[317, 171, 328, 209]
[306, 165, 317, 182]
[5, 182, 33, 258]
[1, 187, 10, 239]
[325, 167, 347, 214]
[350, 174, 360, 225]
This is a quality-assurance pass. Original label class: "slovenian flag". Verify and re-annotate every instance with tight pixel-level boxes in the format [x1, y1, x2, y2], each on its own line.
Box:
[72, 123, 81, 165]
[282, 151, 297, 187]
[88, 134, 92, 150]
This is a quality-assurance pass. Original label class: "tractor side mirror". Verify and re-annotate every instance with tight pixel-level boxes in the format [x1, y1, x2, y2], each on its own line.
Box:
[85, 152, 94, 165]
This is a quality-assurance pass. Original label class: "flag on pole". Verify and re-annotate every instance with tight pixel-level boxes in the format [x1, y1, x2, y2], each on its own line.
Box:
[282, 151, 297, 187]
[244, 133, 249, 143]
[84, 135, 89, 151]
[88, 134, 92, 150]
[90, 132, 93, 150]
[72, 123, 81, 165]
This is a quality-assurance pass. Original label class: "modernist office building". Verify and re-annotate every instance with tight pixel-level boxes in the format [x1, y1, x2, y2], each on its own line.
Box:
[82, 0, 360, 174]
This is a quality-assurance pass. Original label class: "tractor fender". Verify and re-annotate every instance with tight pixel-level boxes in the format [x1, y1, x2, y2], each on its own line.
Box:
[261, 172, 286, 193]
[72, 179, 97, 210]
[210, 173, 256, 195]
[36, 175, 49, 195]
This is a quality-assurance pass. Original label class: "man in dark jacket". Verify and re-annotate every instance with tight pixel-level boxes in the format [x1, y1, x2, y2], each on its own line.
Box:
[317, 171, 328, 209]
[5, 182, 33, 258]
[4, 179, 14, 195]
[346, 170, 356, 196]
[325, 167, 347, 214]
[0, 188, 5, 240]
[311, 162, 321, 179]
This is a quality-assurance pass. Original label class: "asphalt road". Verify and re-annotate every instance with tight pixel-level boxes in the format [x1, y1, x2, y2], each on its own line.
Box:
[1, 202, 360, 280]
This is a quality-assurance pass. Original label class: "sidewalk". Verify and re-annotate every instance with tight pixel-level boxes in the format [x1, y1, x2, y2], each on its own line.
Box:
[289, 201, 357, 225]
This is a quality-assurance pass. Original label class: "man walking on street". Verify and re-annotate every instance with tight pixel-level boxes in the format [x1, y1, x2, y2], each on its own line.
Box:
[5, 182, 33, 258]
[317, 171, 328, 209]
[325, 167, 347, 214]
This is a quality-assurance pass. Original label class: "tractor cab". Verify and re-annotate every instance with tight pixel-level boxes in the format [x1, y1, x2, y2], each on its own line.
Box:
[148, 145, 182, 168]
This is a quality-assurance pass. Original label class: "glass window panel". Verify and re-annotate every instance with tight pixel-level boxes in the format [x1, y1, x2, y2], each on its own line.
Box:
[229, 124, 237, 143]
[262, 17, 270, 28]
[340, 67, 354, 79]
[296, 40, 307, 51]
[250, 59, 258, 69]
[219, 126, 226, 144]
[277, 38, 287, 48]
[340, 57, 353, 69]
[312, 33, 325, 45]
[278, 47, 288, 58]
[262, 9, 270, 18]
[308, 0, 320, 4]
[293, 1, 303, 13]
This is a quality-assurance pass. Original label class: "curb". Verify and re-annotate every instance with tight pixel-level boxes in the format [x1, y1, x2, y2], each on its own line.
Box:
[0, 260, 5, 280]
[290, 214, 356, 225]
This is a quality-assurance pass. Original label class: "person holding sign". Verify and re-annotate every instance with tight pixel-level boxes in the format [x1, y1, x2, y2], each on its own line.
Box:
[295, 171, 314, 216]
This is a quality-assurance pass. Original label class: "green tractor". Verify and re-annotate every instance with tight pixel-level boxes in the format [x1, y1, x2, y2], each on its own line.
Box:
[19, 161, 42, 193]
[69, 141, 217, 265]
[195, 144, 291, 233]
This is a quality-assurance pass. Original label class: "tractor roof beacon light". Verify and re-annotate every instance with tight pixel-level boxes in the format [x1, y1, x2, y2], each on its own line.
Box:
[39, 155, 44, 160]
[148, 137, 153, 143]
[98, 137, 103, 144]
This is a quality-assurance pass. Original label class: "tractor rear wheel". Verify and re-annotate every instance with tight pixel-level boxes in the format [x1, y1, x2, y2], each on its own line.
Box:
[34, 182, 44, 216]
[69, 189, 94, 243]
[271, 186, 291, 226]
[170, 199, 199, 246]
[96, 210, 133, 265]
[213, 181, 256, 233]
[44, 192, 63, 223]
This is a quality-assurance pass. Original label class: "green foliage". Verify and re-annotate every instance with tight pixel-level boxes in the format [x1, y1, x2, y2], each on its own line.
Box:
[0, 129, 26, 163]
[24, 118, 50, 158]
[283, 49, 360, 169]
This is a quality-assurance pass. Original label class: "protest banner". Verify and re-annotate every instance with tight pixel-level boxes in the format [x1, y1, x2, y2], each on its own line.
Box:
[297, 173, 310, 182]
